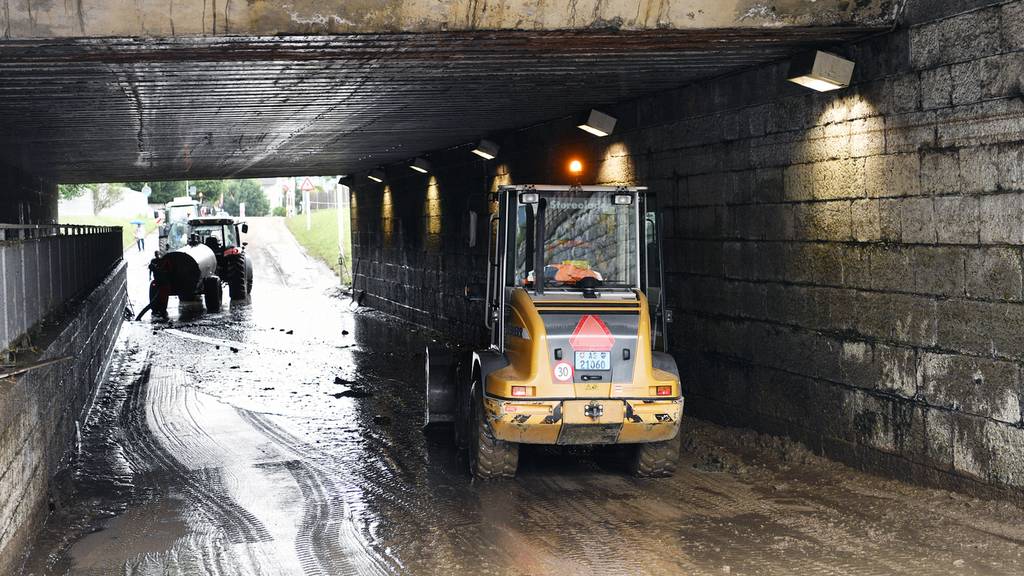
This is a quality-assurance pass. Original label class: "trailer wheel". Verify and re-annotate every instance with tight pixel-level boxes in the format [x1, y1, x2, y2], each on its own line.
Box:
[203, 276, 222, 312]
[228, 255, 248, 300]
[631, 432, 681, 478]
[469, 383, 518, 479]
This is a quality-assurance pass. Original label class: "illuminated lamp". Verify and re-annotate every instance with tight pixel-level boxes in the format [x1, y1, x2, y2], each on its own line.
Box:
[471, 139, 500, 160]
[409, 158, 431, 174]
[577, 109, 616, 137]
[787, 50, 855, 92]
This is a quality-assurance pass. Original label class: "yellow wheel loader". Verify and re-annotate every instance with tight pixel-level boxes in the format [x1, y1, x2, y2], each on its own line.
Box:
[425, 185, 681, 479]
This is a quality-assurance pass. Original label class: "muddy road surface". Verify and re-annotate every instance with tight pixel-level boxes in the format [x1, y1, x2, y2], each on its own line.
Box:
[20, 218, 1024, 575]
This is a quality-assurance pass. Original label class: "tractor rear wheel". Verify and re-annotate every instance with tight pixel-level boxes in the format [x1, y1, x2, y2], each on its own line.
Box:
[228, 255, 248, 300]
[631, 432, 681, 478]
[469, 384, 518, 479]
[203, 276, 222, 312]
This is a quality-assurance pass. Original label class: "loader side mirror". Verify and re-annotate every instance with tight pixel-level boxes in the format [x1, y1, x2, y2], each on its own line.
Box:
[464, 282, 485, 302]
[241, 224, 249, 234]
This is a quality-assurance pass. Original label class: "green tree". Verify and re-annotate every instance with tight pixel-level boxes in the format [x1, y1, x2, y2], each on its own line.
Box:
[91, 184, 124, 215]
[123, 180, 226, 205]
[59, 183, 91, 200]
[223, 180, 269, 217]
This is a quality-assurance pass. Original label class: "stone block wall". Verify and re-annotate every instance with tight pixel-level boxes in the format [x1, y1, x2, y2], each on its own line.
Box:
[351, 0, 1024, 495]
[0, 261, 126, 574]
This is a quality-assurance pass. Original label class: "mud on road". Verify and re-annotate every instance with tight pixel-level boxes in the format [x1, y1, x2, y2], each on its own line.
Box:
[20, 218, 1024, 576]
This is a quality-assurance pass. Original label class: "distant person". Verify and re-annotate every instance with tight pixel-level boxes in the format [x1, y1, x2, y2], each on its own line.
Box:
[134, 224, 146, 252]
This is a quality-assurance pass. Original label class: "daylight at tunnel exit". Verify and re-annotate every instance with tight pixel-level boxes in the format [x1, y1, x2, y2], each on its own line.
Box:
[3, 1, 1024, 575]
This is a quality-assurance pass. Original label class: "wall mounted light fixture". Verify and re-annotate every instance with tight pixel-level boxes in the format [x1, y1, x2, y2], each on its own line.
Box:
[471, 139, 500, 160]
[577, 109, 617, 137]
[409, 157, 431, 174]
[787, 50, 855, 92]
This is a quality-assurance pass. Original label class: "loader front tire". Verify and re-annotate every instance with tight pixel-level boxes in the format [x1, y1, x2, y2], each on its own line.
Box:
[631, 432, 681, 478]
[469, 384, 518, 480]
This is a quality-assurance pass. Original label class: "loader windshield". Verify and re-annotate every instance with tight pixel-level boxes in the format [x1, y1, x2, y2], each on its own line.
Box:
[514, 190, 638, 290]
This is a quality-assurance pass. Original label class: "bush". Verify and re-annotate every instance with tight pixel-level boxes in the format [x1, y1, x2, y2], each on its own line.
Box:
[272, 206, 287, 217]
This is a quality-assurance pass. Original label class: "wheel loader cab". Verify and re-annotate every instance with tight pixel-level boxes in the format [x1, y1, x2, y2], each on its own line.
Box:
[426, 185, 682, 479]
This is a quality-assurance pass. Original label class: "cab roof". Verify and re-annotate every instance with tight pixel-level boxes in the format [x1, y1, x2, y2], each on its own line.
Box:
[188, 216, 240, 226]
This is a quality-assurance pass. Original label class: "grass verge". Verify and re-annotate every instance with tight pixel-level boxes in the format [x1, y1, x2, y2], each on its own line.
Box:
[284, 208, 352, 282]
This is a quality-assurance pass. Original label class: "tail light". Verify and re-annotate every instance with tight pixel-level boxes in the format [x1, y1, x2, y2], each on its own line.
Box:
[655, 385, 672, 396]
[511, 386, 532, 397]
[223, 247, 240, 256]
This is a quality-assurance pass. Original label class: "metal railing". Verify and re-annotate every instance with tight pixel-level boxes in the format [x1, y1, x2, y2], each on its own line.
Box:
[1, 223, 123, 352]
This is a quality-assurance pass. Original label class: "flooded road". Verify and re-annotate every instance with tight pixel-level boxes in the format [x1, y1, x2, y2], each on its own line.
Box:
[21, 218, 1024, 575]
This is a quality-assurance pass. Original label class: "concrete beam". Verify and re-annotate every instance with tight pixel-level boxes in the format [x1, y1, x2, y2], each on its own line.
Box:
[1, 0, 899, 38]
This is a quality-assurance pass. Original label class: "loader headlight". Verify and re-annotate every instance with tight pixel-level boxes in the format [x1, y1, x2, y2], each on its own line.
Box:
[519, 193, 539, 204]
[613, 194, 633, 205]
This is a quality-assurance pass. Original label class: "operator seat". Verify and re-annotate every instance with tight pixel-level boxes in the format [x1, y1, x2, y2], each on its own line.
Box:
[205, 236, 221, 252]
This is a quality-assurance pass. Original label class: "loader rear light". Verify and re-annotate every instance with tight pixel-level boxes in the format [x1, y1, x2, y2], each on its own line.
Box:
[223, 247, 240, 256]
[655, 385, 673, 397]
[511, 386, 533, 397]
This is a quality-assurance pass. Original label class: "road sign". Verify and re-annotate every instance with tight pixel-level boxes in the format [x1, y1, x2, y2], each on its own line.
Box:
[301, 177, 315, 193]
[569, 315, 615, 351]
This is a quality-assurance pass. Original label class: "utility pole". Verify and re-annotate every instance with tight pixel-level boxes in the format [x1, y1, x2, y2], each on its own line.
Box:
[304, 185, 311, 231]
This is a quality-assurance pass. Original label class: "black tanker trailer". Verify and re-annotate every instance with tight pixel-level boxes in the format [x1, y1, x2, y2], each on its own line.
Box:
[136, 216, 252, 319]
[142, 241, 223, 318]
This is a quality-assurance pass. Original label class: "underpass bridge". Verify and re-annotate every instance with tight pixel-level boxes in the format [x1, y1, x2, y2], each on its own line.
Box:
[13, 1, 1024, 573]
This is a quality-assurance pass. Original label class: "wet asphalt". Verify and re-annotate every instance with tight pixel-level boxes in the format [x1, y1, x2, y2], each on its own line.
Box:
[19, 217, 1024, 576]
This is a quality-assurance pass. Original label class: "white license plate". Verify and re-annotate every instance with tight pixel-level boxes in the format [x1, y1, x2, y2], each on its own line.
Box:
[575, 351, 610, 371]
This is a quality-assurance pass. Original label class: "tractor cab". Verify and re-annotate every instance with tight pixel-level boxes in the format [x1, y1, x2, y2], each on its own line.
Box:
[187, 216, 248, 260]
[186, 217, 253, 300]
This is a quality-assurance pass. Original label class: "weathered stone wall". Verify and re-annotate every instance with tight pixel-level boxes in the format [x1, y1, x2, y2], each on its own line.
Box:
[0, 261, 126, 575]
[352, 0, 1024, 495]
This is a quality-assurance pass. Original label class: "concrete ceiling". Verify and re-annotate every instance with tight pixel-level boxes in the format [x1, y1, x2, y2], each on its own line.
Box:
[0, 26, 885, 184]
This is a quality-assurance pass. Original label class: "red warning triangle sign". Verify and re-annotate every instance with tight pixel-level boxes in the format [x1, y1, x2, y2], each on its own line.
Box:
[569, 315, 615, 351]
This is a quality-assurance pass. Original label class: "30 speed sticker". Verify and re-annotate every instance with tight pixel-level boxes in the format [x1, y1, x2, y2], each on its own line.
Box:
[553, 361, 573, 382]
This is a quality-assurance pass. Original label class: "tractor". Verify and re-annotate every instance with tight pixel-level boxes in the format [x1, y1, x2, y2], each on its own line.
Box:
[186, 216, 254, 300]
[144, 216, 253, 318]
[159, 196, 200, 253]
[424, 184, 681, 479]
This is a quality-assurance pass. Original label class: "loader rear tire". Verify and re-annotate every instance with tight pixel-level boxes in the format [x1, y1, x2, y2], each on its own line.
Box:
[469, 384, 518, 479]
[631, 432, 681, 478]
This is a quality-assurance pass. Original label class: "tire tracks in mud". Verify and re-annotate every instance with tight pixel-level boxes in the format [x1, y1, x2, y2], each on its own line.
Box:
[121, 362, 273, 547]
[241, 411, 390, 576]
